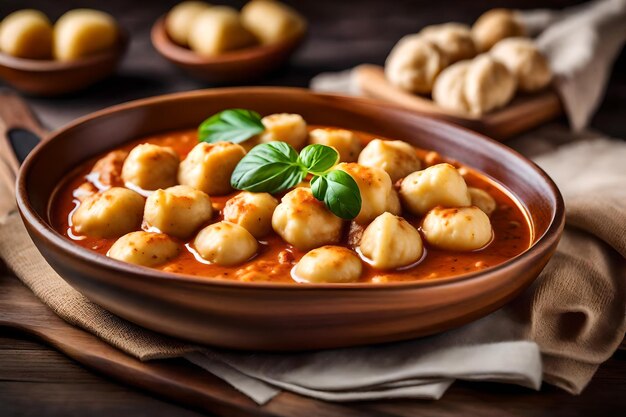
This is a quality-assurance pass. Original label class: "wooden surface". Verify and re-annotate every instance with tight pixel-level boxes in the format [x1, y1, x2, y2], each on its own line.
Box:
[355, 65, 563, 140]
[1, 0, 625, 416]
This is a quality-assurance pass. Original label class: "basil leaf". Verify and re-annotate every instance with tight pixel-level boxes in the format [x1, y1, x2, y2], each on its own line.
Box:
[231, 142, 305, 193]
[311, 170, 362, 220]
[198, 109, 264, 144]
[298, 144, 339, 174]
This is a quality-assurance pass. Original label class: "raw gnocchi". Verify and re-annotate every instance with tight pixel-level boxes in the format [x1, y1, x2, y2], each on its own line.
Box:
[422, 206, 493, 251]
[223, 191, 278, 238]
[121, 144, 179, 191]
[108, 231, 179, 267]
[194, 221, 258, 266]
[357, 139, 422, 182]
[293, 246, 362, 283]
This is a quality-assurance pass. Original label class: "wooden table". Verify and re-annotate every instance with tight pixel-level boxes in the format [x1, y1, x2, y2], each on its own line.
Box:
[1, 0, 625, 415]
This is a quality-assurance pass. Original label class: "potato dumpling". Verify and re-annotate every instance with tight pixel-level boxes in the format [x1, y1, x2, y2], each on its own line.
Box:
[121, 144, 179, 191]
[91, 150, 127, 186]
[472, 8, 525, 52]
[272, 187, 343, 250]
[432, 60, 472, 114]
[468, 187, 496, 216]
[357, 139, 422, 182]
[293, 246, 362, 284]
[399, 163, 471, 216]
[385, 34, 448, 94]
[464, 54, 517, 115]
[241, 0, 306, 45]
[308, 128, 362, 163]
[490, 37, 552, 93]
[178, 141, 246, 196]
[359, 212, 423, 269]
[194, 221, 258, 266]
[108, 231, 179, 267]
[223, 191, 278, 238]
[72, 187, 144, 238]
[335, 163, 400, 224]
[188, 6, 256, 56]
[259, 113, 308, 150]
[54, 9, 118, 61]
[0, 9, 52, 59]
[143, 185, 213, 238]
[420, 23, 477, 64]
[422, 206, 493, 251]
[165, 1, 211, 47]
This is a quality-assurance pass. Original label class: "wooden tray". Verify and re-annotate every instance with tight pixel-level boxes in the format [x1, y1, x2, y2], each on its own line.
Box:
[354, 65, 563, 140]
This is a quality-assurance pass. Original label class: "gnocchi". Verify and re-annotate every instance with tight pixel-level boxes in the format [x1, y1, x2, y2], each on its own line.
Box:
[0, 9, 52, 59]
[90, 150, 128, 187]
[108, 231, 179, 267]
[178, 141, 246, 195]
[194, 221, 258, 266]
[468, 187, 496, 216]
[165, 1, 211, 47]
[399, 163, 471, 215]
[293, 246, 362, 283]
[308, 128, 362, 163]
[359, 212, 423, 269]
[241, 0, 306, 45]
[72, 187, 144, 238]
[188, 6, 256, 56]
[223, 191, 278, 238]
[259, 113, 308, 150]
[422, 206, 493, 251]
[121, 144, 179, 191]
[335, 163, 400, 224]
[357, 139, 422, 182]
[272, 187, 343, 250]
[54, 9, 118, 61]
[143, 185, 213, 238]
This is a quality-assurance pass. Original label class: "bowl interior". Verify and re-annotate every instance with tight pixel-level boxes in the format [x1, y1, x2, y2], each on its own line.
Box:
[18, 87, 562, 288]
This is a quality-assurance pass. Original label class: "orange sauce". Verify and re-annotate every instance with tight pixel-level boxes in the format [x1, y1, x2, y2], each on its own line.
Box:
[49, 127, 532, 283]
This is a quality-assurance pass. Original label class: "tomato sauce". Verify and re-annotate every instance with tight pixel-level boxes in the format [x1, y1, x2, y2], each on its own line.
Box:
[49, 127, 532, 283]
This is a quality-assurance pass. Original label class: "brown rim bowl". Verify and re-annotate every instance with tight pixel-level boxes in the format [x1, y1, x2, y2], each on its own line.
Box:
[0, 30, 128, 97]
[151, 16, 305, 83]
[16, 87, 564, 351]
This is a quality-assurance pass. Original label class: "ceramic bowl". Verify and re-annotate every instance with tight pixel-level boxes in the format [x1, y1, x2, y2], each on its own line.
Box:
[16, 87, 564, 351]
[151, 17, 304, 83]
[0, 30, 128, 96]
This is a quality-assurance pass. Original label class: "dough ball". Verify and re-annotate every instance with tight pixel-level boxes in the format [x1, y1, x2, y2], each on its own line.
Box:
[188, 6, 256, 56]
[490, 37, 552, 93]
[336, 163, 402, 224]
[194, 221, 258, 266]
[399, 163, 471, 216]
[385, 34, 448, 94]
[308, 128, 362, 163]
[432, 60, 472, 114]
[165, 1, 211, 47]
[422, 206, 493, 251]
[72, 187, 144, 238]
[468, 187, 496, 216]
[54, 9, 118, 61]
[259, 113, 308, 150]
[472, 8, 525, 52]
[0, 9, 52, 59]
[178, 141, 246, 195]
[357, 139, 422, 182]
[359, 212, 423, 269]
[464, 54, 517, 115]
[271, 187, 343, 250]
[241, 0, 306, 45]
[420, 22, 477, 63]
[293, 246, 362, 284]
[121, 144, 179, 191]
[108, 231, 179, 267]
[90, 150, 127, 187]
[223, 191, 278, 238]
[143, 185, 213, 238]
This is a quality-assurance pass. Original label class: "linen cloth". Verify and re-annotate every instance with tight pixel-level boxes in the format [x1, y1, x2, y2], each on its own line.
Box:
[1, 0, 626, 405]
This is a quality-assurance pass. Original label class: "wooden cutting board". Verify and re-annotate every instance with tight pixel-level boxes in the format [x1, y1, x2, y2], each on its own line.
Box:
[354, 65, 563, 140]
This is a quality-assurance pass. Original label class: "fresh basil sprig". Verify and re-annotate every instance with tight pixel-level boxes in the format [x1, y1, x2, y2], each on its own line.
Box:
[198, 109, 264, 144]
[231, 142, 362, 219]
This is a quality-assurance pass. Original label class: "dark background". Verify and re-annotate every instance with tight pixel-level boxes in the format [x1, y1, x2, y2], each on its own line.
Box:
[0, 0, 624, 137]
[1, 1, 625, 416]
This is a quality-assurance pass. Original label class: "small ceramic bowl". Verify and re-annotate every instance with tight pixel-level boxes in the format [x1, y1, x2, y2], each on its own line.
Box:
[16, 88, 564, 351]
[0, 30, 128, 96]
[151, 17, 305, 83]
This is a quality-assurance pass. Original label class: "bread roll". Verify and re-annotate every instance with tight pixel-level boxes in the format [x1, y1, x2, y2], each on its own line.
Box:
[472, 8, 525, 52]
[188, 6, 256, 56]
[241, 0, 306, 45]
[0, 9, 52, 59]
[54, 9, 118, 61]
[490, 37, 551, 93]
[420, 23, 476, 63]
